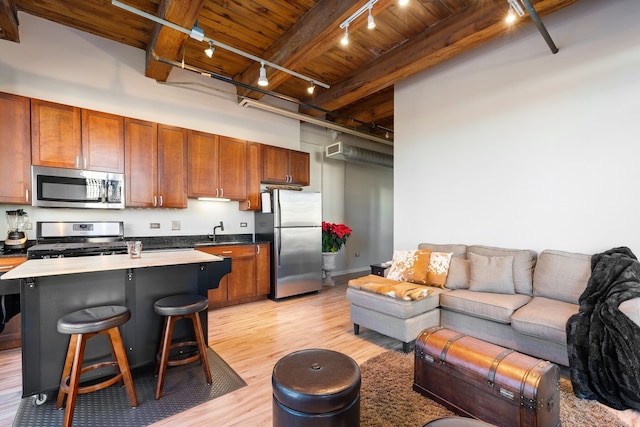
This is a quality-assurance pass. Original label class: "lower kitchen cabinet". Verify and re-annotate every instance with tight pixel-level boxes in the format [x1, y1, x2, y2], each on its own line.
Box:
[198, 243, 270, 308]
[0, 256, 27, 350]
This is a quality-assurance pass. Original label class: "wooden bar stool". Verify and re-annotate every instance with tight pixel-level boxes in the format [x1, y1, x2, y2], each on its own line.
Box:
[56, 305, 138, 427]
[154, 294, 212, 399]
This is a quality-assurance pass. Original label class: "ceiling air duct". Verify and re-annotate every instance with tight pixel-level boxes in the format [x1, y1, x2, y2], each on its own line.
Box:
[326, 142, 393, 168]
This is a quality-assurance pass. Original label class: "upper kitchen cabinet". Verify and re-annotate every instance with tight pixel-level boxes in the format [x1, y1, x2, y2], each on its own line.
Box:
[239, 141, 261, 211]
[188, 131, 247, 201]
[80, 109, 125, 173]
[262, 145, 310, 186]
[125, 119, 187, 208]
[31, 100, 124, 172]
[31, 99, 81, 169]
[0, 92, 31, 204]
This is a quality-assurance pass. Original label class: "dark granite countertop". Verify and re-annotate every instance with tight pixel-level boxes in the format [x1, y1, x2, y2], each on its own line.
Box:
[128, 234, 268, 251]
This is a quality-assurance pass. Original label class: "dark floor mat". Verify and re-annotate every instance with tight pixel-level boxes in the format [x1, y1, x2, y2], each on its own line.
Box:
[13, 347, 246, 426]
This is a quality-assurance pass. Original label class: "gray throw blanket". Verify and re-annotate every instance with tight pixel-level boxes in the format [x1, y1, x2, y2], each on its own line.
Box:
[566, 246, 640, 410]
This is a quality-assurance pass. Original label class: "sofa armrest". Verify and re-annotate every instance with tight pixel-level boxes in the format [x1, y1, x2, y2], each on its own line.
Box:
[620, 297, 640, 327]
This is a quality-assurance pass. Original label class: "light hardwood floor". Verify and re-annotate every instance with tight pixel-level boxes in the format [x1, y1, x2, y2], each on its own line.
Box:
[1, 274, 637, 426]
[0, 273, 399, 427]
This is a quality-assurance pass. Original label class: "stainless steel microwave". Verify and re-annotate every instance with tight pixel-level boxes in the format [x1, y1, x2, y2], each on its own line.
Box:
[31, 166, 125, 209]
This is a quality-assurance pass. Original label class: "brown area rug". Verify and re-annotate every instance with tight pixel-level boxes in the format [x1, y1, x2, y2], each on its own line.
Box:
[360, 350, 627, 427]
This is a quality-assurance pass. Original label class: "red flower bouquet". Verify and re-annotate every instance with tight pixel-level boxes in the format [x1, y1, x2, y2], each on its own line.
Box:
[322, 221, 352, 253]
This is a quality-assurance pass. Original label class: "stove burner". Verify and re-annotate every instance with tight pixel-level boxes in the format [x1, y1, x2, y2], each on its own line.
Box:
[27, 241, 129, 259]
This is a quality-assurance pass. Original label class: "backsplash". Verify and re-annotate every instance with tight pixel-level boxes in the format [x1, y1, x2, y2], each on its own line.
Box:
[0, 200, 254, 241]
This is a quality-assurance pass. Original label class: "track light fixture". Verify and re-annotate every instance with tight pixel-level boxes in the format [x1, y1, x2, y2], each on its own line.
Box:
[399, 0, 409, 5]
[341, 25, 349, 46]
[307, 81, 315, 94]
[258, 62, 269, 86]
[367, 6, 376, 29]
[506, 0, 525, 23]
[204, 40, 215, 58]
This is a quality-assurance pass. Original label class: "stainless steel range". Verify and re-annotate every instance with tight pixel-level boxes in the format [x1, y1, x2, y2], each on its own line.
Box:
[27, 221, 128, 259]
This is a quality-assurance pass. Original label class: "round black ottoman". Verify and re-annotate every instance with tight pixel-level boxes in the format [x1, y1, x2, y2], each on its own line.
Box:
[272, 348, 361, 427]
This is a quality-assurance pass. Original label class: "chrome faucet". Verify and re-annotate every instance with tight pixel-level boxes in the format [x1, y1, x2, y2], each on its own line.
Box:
[209, 221, 224, 242]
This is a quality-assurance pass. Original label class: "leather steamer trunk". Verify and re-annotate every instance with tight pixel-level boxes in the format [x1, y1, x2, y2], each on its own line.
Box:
[413, 327, 560, 427]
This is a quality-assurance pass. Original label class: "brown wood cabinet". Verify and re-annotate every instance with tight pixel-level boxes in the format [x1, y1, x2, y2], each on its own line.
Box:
[198, 243, 270, 308]
[125, 119, 187, 208]
[0, 256, 26, 350]
[239, 141, 262, 211]
[31, 99, 81, 169]
[81, 109, 125, 173]
[262, 145, 310, 186]
[31, 100, 124, 172]
[187, 131, 247, 201]
[0, 93, 31, 204]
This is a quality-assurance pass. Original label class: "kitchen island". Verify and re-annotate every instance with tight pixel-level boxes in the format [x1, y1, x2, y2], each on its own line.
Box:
[1, 250, 231, 398]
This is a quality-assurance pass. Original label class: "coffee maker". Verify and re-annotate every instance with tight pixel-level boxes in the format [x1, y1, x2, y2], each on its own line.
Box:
[5, 209, 28, 250]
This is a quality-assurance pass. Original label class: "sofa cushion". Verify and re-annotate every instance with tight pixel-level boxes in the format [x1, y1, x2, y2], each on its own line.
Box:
[533, 249, 591, 305]
[468, 245, 536, 296]
[346, 286, 445, 319]
[468, 253, 515, 294]
[511, 297, 578, 345]
[386, 249, 432, 284]
[426, 252, 453, 288]
[440, 289, 531, 324]
[445, 257, 470, 290]
[418, 243, 467, 259]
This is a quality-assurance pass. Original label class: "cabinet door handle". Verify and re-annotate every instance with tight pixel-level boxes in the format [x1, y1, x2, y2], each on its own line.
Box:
[220, 188, 224, 197]
[256, 245, 260, 254]
[222, 251, 233, 254]
[76, 155, 80, 168]
[153, 196, 157, 207]
[159, 195, 163, 206]
[247, 200, 251, 209]
[25, 189, 29, 202]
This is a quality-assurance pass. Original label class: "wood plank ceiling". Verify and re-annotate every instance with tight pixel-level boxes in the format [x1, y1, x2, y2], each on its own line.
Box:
[1, 0, 578, 142]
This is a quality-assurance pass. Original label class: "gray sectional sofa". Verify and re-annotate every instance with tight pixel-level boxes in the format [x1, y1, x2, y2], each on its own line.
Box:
[346, 243, 640, 366]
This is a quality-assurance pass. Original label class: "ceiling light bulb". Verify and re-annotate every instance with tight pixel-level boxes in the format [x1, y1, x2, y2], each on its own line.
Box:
[341, 26, 349, 46]
[307, 82, 315, 94]
[505, 8, 516, 23]
[204, 41, 215, 58]
[258, 62, 269, 86]
[367, 7, 376, 29]
[399, 0, 409, 6]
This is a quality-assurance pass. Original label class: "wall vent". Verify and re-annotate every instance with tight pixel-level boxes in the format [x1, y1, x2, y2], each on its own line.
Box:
[326, 142, 393, 168]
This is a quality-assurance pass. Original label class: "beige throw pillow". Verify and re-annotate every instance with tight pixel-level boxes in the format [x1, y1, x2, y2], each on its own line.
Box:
[445, 257, 470, 289]
[386, 249, 432, 284]
[468, 253, 516, 294]
[426, 252, 453, 288]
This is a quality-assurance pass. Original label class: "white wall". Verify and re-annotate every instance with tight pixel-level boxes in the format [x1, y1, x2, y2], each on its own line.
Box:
[301, 124, 394, 274]
[395, 0, 640, 256]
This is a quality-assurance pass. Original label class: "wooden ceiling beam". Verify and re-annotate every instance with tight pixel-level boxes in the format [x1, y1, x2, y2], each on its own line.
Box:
[0, 0, 19, 42]
[236, 0, 397, 98]
[308, 0, 578, 114]
[145, 0, 205, 81]
[333, 87, 394, 127]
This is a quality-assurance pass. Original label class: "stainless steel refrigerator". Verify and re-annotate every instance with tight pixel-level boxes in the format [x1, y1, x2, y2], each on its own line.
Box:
[255, 189, 322, 300]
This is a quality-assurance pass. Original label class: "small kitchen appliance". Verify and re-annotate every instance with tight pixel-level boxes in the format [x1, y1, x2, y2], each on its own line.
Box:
[5, 209, 28, 250]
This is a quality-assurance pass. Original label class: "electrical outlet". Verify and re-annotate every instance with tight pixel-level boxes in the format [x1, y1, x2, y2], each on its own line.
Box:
[171, 221, 181, 231]
[240, 222, 247, 227]
[355, 251, 360, 257]
[150, 223, 160, 229]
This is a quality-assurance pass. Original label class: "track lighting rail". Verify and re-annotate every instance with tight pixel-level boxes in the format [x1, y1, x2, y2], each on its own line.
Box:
[111, 0, 330, 89]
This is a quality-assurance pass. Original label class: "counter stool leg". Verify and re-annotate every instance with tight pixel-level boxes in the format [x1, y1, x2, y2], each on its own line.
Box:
[56, 334, 78, 410]
[155, 316, 175, 400]
[58, 334, 88, 427]
[191, 313, 212, 385]
[107, 327, 138, 407]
